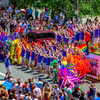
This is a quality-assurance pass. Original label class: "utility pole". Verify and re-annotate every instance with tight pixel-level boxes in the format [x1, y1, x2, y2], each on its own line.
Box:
[76, 0, 78, 22]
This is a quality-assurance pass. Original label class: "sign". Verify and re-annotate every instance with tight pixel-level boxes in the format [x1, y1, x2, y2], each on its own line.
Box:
[87, 57, 98, 78]
[75, 10, 78, 14]
[86, 53, 100, 80]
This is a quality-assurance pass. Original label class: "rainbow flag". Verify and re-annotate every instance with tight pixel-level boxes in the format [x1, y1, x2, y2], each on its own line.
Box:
[76, 43, 87, 52]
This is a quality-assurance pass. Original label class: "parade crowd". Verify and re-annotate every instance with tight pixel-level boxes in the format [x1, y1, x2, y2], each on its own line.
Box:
[0, 4, 100, 100]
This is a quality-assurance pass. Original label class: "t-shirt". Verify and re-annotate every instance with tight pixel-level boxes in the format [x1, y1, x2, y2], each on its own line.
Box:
[31, 52, 35, 60]
[98, 28, 100, 37]
[35, 10, 38, 17]
[95, 29, 98, 37]
[37, 53, 42, 63]
[21, 50, 25, 57]
[52, 45, 56, 51]
[28, 9, 33, 15]
[62, 34, 65, 41]
[26, 50, 30, 59]
[35, 81, 43, 90]
[4, 57, 10, 67]
[67, 88, 72, 100]
[53, 88, 59, 97]
[79, 31, 84, 40]
[25, 96, 32, 100]
[94, 97, 100, 100]
[46, 57, 50, 65]
[65, 38, 69, 43]
[17, 94, 25, 100]
[57, 35, 61, 42]
[60, 96, 65, 100]
[62, 50, 66, 57]
[22, 87, 31, 95]
[29, 82, 33, 92]
[34, 87, 41, 97]
[43, 57, 46, 63]
[75, 32, 79, 41]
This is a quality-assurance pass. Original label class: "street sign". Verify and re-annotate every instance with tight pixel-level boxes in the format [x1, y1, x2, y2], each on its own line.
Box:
[75, 10, 78, 14]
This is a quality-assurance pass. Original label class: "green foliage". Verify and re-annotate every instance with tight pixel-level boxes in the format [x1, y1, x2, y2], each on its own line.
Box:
[10, 0, 100, 18]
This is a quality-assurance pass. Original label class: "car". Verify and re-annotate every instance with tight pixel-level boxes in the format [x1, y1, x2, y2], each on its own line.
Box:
[26, 30, 56, 43]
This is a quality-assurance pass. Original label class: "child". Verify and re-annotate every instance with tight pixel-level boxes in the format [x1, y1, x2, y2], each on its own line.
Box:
[4, 51, 11, 79]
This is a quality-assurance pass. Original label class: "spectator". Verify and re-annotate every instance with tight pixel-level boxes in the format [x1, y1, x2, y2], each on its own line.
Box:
[35, 77, 43, 90]
[35, 9, 39, 20]
[28, 78, 35, 92]
[43, 84, 52, 100]
[22, 83, 31, 95]
[16, 81, 22, 94]
[28, 7, 33, 20]
[72, 85, 81, 99]
[53, 84, 60, 97]
[7, 6, 12, 14]
[79, 91, 87, 100]
[95, 92, 100, 100]
[17, 89, 25, 100]
[32, 93, 38, 100]
[50, 91, 58, 100]
[32, 85, 41, 98]
[11, 89, 17, 99]
[25, 91, 32, 100]
[64, 83, 72, 100]
[87, 87, 95, 100]
[58, 90, 65, 100]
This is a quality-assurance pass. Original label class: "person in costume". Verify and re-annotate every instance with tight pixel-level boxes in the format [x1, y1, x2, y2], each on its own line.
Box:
[16, 43, 22, 65]
[50, 59, 58, 84]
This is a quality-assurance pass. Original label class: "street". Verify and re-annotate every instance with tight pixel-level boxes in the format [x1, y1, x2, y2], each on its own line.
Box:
[0, 61, 100, 97]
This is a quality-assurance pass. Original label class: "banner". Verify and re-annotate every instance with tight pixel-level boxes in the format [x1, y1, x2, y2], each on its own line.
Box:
[86, 53, 100, 79]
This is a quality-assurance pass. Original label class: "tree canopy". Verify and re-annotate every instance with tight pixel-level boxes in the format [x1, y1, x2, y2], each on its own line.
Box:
[10, 0, 100, 18]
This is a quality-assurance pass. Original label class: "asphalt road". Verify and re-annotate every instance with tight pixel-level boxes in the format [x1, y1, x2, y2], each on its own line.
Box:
[0, 61, 100, 97]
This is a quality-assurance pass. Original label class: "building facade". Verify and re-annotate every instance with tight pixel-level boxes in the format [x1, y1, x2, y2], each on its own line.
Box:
[0, 0, 9, 8]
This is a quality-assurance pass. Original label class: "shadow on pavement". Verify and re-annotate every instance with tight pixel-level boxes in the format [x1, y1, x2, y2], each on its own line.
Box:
[21, 68, 30, 71]
[32, 72, 39, 75]
[0, 79, 5, 81]
[47, 79, 52, 82]
[38, 75, 44, 77]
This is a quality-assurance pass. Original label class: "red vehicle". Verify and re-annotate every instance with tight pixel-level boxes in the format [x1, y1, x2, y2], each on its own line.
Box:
[26, 30, 56, 43]
[26, 30, 56, 66]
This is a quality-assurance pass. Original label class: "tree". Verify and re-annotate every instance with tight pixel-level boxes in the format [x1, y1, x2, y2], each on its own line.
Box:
[10, 0, 100, 18]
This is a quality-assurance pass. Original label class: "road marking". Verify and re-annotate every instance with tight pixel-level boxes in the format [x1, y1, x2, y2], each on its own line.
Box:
[0, 72, 5, 77]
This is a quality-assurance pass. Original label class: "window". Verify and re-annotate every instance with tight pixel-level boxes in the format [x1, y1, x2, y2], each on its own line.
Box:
[36, 33, 55, 39]
[48, 33, 55, 38]
[37, 33, 48, 39]
[27, 32, 35, 39]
